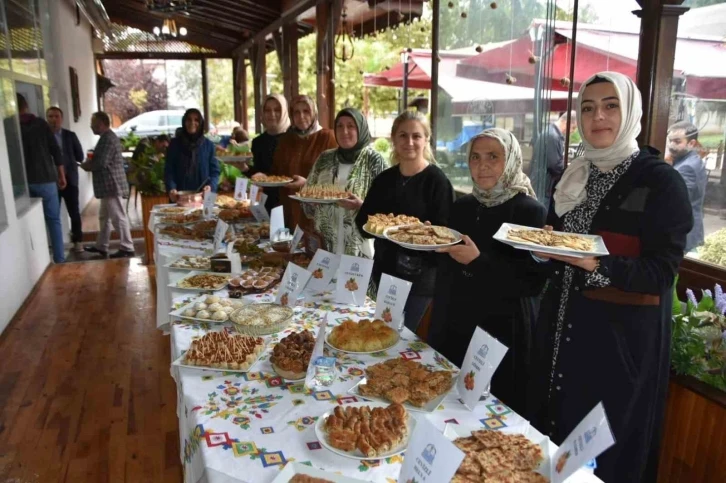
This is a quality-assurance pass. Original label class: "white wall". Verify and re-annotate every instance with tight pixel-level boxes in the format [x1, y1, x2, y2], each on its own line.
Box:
[44, 0, 99, 239]
[0, 119, 51, 334]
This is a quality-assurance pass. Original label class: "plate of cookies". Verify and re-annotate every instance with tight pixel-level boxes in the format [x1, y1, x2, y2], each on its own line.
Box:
[383, 224, 462, 251]
[172, 332, 266, 373]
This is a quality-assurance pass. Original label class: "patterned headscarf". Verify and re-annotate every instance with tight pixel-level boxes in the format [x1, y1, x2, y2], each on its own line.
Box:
[262, 94, 291, 135]
[553, 71, 641, 216]
[290, 95, 322, 137]
[335, 107, 371, 164]
[468, 128, 536, 207]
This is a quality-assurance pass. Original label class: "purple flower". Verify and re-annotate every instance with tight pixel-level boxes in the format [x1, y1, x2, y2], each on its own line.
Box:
[705, 289, 713, 299]
[715, 284, 723, 301]
[722, 330, 726, 344]
[686, 289, 698, 307]
[717, 300, 726, 316]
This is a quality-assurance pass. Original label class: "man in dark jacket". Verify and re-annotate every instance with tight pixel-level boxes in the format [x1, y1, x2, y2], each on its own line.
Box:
[529, 111, 577, 210]
[668, 120, 707, 252]
[47, 106, 84, 252]
[18, 93, 67, 263]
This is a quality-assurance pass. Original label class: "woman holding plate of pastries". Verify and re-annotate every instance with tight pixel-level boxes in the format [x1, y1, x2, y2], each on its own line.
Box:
[301, 107, 387, 257]
[429, 127, 547, 416]
[269, 95, 337, 230]
[249, 94, 291, 211]
[355, 111, 454, 333]
[527, 71, 693, 482]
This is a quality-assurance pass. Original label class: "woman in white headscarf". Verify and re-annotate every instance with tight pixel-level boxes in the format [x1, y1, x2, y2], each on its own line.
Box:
[429, 128, 547, 415]
[527, 72, 693, 483]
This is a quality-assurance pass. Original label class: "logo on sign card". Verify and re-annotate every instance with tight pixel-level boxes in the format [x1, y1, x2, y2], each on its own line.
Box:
[389, 285, 398, 296]
[422, 444, 436, 464]
[584, 427, 597, 444]
[478, 345, 489, 359]
[351, 262, 359, 272]
[322, 256, 330, 266]
[291, 273, 298, 283]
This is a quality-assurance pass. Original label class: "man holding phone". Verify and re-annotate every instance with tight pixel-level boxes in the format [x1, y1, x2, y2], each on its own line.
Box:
[47, 106, 85, 252]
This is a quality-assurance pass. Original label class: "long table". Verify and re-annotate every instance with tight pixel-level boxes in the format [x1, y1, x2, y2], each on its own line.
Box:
[154, 212, 602, 483]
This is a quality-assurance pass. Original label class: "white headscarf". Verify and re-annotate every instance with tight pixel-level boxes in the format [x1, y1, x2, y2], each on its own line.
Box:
[553, 71, 642, 217]
[262, 94, 291, 135]
[469, 128, 536, 207]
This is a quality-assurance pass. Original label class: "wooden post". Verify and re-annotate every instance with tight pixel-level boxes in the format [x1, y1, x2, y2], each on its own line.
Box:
[282, 23, 299, 100]
[633, 0, 689, 151]
[430, 0, 441, 149]
[233, 55, 242, 125]
[316, 0, 341, 129]
[201, 58, 210, 132]
[241, 57, 249, 132]
[251, 41, 267, 134]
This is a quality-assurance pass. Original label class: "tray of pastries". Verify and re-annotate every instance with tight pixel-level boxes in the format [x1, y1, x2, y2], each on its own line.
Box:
[215, 194, 238, 208]
[349, 358, 455, 412]
[314, 402, 414, 460]
[271, 462, 368, 483]
[173, 272, 231, 291]
[229, 303, 294, 336]
[384, 224, 462, 251]
[233, 239, 265, 256]
[152, 204, 190, 214]
[270, 330, 315, 380]
[166, 255, 211, 271]
[494, 222, 608, 258]
[289, 184, 351, 203]
[173, 331, 265, 372]
[363, 213, 422, 237]
[228, 266, 284, 293]
[326, 319, 399, 354]
[239, 222, 271, 240]
[252, 174, 294, 187]
[219, 206, 253, 223]
[448, 428, 548, 483]
[157, 209, 204, 225]
[172, 295, 244, 322]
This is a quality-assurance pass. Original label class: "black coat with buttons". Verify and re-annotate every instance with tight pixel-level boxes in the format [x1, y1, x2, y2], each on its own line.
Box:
[527, 148, 693, 483]
[428, 192, 547, 415]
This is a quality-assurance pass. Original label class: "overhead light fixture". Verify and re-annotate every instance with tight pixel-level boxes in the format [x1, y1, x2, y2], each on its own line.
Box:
[153, 18, 187, 40]
[334, 7, 355, 62]
[146, 0, 195, 13]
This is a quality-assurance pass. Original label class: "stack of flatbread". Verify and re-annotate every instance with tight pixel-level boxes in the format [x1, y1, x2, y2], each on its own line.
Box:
[506, 228, 594, 252]
[387, 225, 457, 246]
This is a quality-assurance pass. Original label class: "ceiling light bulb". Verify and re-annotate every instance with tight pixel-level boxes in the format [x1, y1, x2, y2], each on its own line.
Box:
[153, 26, 160, 35]
[179, 27, 187, 36]
[162, 25, 170, 35]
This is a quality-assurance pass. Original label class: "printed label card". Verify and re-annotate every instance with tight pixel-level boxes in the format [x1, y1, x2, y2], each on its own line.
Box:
[289, 225, 305, 253]
[456, 327, 508, 411]
[249, 184, 260, 205]
[234, 178, 248, 201]
[551, 402, 615, 483]
[374, 274, 412, 327]
[250, 203, 270, 222]
[203, 191, 216, 219]
[305, 249, 340, 293]
[213, 219, 229, 253]
[304, 315, 335, 391]
[229, 252, 242, 274]
[334, 255, 373, 306]
[259, 192, 268, 207]
[398, 417, 465, 483]
[275, 262, 312, 307]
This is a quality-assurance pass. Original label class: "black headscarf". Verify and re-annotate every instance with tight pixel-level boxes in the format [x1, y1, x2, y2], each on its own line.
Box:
[179, 108, 205, 176]
[334, 107, 371, 164]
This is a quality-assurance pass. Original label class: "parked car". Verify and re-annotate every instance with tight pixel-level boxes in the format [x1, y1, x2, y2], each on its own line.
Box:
[113, 109, 216, 138]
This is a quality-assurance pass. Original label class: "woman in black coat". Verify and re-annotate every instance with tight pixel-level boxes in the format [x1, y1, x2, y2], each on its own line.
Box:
[429, 128, 546, 415]
[527, 72, 693, 482]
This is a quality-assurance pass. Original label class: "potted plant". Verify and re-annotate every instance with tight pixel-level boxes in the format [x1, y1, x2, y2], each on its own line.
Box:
[131, 144, 169, 265]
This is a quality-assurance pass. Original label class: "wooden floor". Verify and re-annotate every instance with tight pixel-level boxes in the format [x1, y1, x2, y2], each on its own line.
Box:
[0, 259, 182, 483]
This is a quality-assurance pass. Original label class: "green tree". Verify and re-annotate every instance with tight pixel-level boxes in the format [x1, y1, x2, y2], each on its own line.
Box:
[172, 59, 234, 126]
[129, 88, 148, 109]
[684, 0, 725, 7]
[556, 4, 599, 23]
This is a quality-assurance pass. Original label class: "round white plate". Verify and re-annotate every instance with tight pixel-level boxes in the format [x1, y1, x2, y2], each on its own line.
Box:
[252, 180, 293, 188]
[288, 195, 346, 204]
[383, 225, 463, 251]
[314, 401, 416, 460]
[324, 330, 400, 354]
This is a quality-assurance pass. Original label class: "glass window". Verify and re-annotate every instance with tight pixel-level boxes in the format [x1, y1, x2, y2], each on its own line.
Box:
[0, 78, 29, 206]
[0, 0, 12, 71]
[5, 0, 41, 78]
[206, 58, 234, 135]
[673, 0, 726, 267]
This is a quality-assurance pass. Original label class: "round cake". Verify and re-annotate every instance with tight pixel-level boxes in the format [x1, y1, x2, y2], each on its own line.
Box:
[271, 330, 315, 380]
[328, 319, 398, 352]
[229, 303, 294, 336]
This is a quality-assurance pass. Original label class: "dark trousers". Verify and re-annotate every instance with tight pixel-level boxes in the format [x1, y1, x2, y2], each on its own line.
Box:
[59, 184, 82, 243]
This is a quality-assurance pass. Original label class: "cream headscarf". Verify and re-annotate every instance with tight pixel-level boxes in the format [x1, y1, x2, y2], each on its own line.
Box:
[262, 94, 291, 135]
[290, 95, 322, 137]
[553, 71, 642, 216]
[469, 128, 536, 207]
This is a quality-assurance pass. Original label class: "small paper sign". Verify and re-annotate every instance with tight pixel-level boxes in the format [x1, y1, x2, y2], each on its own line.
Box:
[203, 191, 216, 219]
[456, 327, 508, 410]
[275, 262, 312, 307]
[213, 219, 229, 253]
[551, 402, 615, 483]
[306, 249, 340, 293]
[399, 418, 465, 483]
[234, 178, 248, 201]
[289, 225, 304, 253]
[249, 184, 260, 204]
[374, 274, 412, 326]
[334, 255, 374, 306]
[270, 206, 285, 241]
[250, 203, 270, 222]
[259, 192, 268, 207]
[229, 252, 242, 274]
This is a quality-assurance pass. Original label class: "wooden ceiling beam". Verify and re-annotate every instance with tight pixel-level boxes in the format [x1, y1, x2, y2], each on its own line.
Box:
[198, 0, 280, 21]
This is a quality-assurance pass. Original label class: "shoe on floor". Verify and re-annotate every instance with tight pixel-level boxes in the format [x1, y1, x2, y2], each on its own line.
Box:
[72, 242, 84, 253]
[84, 246, 108, 257]
[110, 249, 135, 259]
